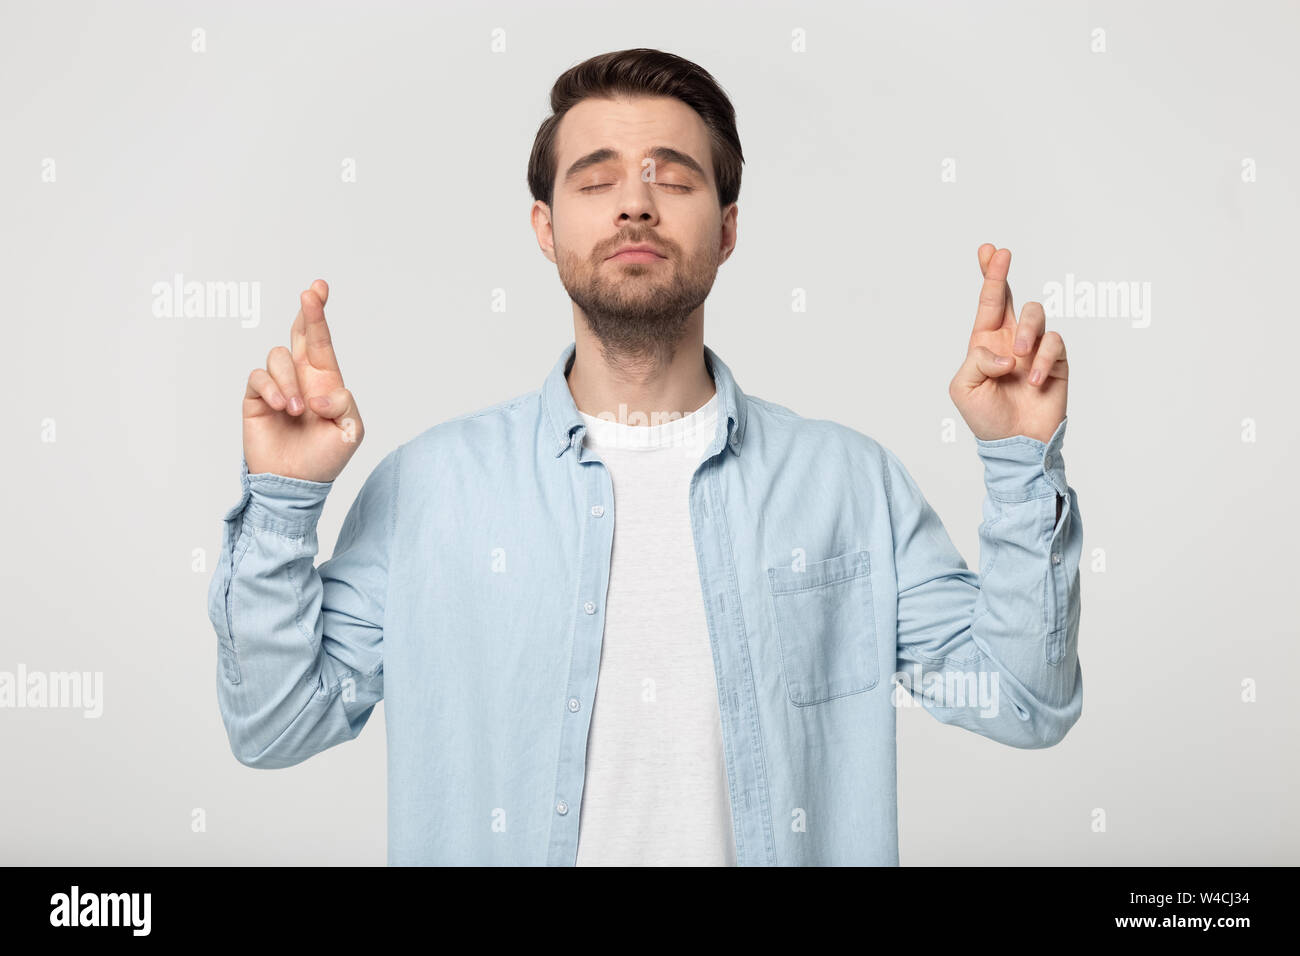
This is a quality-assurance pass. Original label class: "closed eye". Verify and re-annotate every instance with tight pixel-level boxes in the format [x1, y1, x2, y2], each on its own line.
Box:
[579, 183, 693, 193]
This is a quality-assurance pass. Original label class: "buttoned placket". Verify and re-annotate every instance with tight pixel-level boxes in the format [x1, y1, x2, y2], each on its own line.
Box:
[544, 419, 778, 865]
[540, 342, 776, 866]
[687, 440, 777, 865]
[546, 427, 616, 865]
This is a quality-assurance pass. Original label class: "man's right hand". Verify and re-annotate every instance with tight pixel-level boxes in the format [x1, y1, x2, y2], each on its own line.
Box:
[242, 279, 364, 483]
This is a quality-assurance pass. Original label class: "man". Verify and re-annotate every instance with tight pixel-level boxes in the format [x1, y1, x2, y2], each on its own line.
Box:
[209, 48, 1082, 866]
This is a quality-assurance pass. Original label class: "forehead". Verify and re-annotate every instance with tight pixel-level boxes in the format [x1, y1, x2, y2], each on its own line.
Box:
[554, 94, 712, 169]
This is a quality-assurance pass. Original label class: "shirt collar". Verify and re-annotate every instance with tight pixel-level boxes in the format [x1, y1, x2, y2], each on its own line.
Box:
[541, 340, 748, 459]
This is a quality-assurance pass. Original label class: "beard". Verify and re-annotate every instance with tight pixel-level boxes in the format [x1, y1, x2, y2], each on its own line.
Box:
[555, 228, 720, 368]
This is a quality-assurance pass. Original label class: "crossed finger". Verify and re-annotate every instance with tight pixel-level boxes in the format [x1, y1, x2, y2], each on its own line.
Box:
[290, 279, 342, 376]
[973, 245, 1015, 335]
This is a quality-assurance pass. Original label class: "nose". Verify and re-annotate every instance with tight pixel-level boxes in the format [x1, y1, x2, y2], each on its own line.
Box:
[614, 178, 659, 228]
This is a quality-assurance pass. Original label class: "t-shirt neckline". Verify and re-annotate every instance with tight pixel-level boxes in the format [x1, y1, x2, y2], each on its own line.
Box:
[578, 390, 719, 451]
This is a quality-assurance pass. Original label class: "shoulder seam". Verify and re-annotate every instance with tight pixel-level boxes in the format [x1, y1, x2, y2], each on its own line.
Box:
[744, 394, 801, 421]
[442, 388, 540, 426]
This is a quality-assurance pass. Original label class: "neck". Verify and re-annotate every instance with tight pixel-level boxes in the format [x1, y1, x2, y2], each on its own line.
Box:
[566, 312, 715, 425]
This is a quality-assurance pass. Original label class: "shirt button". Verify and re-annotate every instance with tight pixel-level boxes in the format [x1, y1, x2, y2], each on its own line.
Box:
[1051, 552, 1061, 564]
[583, 601, 596, 614]
[567, 697, 580, 713]
[590, 505, 605, 518]
[556, 800, 569, 815]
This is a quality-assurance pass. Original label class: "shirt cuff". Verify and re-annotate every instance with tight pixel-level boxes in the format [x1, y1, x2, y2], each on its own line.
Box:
[974, 415, 1069, 502]
[223, 455, 334, 535]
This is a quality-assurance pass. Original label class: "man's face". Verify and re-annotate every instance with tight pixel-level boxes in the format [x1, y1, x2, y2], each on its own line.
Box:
[533, 94, 737, 361]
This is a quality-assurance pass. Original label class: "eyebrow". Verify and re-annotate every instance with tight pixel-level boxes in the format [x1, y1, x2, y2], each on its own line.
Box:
[562, 146, 708, 184]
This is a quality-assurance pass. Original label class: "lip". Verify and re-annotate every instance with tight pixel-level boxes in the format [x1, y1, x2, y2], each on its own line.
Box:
[606, 244, 666, 262]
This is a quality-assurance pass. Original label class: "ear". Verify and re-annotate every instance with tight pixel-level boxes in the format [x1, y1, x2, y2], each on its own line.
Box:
[531, 200, 557, 264]
[718, 202, 739, 264]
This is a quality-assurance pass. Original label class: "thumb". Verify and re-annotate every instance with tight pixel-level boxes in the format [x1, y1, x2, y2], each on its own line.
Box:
[310, 387, 364, 447]
[308, 386, 360, 423]
[953, 345, 1015, 390]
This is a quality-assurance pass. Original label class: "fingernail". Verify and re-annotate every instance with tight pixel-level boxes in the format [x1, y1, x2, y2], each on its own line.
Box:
[1030, 369, 1043, 385]
[310, 396, 328, 411]
[995, 355, 1013, 366]
[1015, 336, 1028, 353]
[288, 396, 303, 413]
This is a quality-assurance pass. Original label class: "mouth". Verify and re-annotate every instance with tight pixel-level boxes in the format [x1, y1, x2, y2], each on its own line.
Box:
[608, 251, 666, 263]
[606, 245, 667, 263]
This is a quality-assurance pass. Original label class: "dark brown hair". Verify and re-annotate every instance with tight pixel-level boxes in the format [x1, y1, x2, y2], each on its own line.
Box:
[527, 48, 743, 210]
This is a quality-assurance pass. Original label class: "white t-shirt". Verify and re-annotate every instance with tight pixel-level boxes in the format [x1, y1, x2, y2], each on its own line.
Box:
[572, 389, 737, 866]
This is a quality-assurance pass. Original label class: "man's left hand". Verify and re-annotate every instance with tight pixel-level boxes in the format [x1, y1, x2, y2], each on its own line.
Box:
[949, 244, 1068, 444]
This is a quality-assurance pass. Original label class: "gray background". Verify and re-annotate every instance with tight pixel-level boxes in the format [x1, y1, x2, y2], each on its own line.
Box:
[2, 0, 1295, 864]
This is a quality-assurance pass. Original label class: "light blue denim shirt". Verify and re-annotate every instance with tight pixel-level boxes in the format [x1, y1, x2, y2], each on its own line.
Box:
[208, 340, 1083, 865]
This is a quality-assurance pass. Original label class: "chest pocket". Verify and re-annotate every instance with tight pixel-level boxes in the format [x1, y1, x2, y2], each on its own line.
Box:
[767, 549, 879, 706]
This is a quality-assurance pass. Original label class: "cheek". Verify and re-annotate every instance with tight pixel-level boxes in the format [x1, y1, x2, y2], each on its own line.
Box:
[681, 229, 719, 263]
[682, 214, 722, 252]
[555, 206, 610, 251]
[553, 233, 595, 269]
